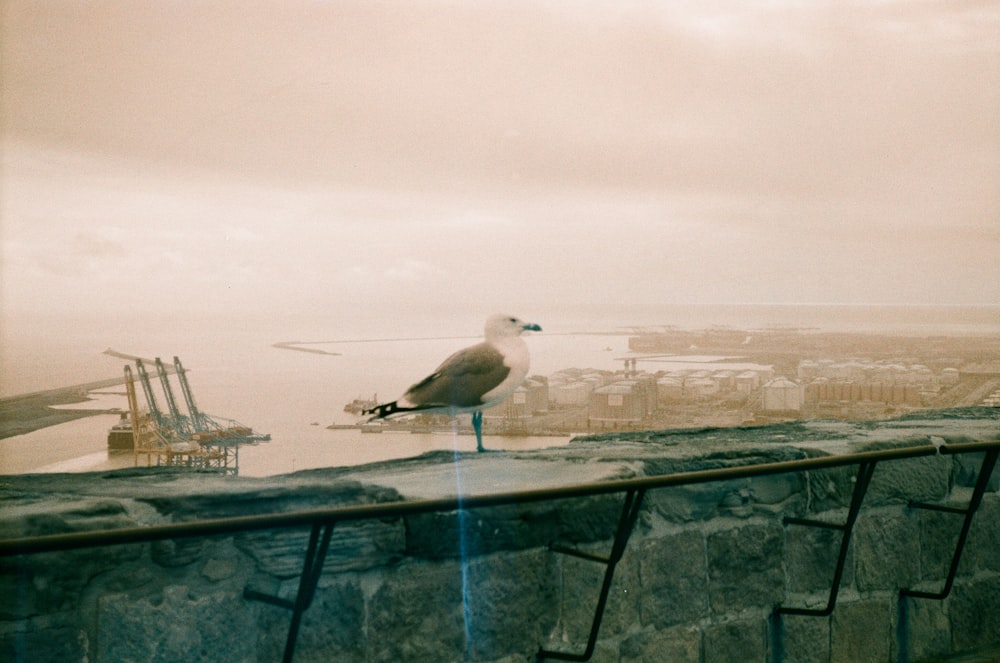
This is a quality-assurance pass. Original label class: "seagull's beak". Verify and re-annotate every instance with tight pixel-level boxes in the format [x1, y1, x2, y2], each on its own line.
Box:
[522, 322, 542, 333]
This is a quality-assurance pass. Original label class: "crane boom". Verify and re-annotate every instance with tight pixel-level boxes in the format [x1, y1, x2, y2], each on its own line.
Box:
[124, 365, 141, 445]
[155, 357, 186, 431]
[174, 356, 205, 430]
[134, 359, 163, 425]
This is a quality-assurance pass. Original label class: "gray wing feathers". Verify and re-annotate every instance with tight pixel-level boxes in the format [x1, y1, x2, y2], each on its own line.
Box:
[403, 342, 510, 408]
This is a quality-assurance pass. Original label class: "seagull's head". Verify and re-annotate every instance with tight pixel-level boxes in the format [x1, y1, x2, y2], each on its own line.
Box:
[485, 314, 542, 339]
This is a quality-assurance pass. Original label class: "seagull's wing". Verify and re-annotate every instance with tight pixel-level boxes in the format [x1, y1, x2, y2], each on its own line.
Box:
[402, 342, 510, 408]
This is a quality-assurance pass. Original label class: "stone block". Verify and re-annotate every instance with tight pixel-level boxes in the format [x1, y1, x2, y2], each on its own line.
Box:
[952, 452, 1000, 491]
[201, 556, 238, 583]
[785, 521, 854, 594]
[647, 474, 805, 523]
[704, 618, 767, 663]
[556, 541, 639, 644]
[235, 519, 404, 578]
[948, 575, 1000, 655]
[367, 560, 467, 662]
[0, 616, 85, 663]
[748, 472, 807, 510]
[831, 599, 891, 663]
[639, 530, 708, 629]
[464, 550, 557, 661]
[0, 498, 136, 539]
[151, 537, 205, 567]
[406, 495, 624, 559]
[707, 523, 784, 613]
[868, 455, 950, 506]
[778, 613, 830, 663]
[964, 494, 1000, 575]
[898, 596, 951, 663]
[278, 578, 365, 663]
[621, 625, 701, 663]
[854, 512, 918, 592]
[647, 482, 738, 523]
[98, 585, 257, 662]
[805, 466, 857, 513]
[917, 509, 963, 582]
[0, 545, 143, 620]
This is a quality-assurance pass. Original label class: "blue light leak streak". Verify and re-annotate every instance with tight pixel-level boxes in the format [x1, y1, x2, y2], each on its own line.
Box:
[451, 418, 473, 657]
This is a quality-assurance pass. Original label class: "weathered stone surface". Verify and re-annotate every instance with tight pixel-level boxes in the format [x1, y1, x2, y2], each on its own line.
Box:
[804, 466, 857, 513]
[151, 537, 206, 567]
[0, 615, 85, 663]
[620, 625, 701, 663]
[367, 560, 467, 662]
[898, 597, 951, 663]
[965, 494, 1000, 575]
[465, 550, 557, 661]
[405, 494, 624, 559]
[917, 508, 964, 582]
[98, 585, 257, 662]
[779, 613, 830, 663]
[200, 556, 237, 582]
[646, 482, 741, 523]
[639, 530, 708, 629]
[952, 451, 1000, 491]
[785, 521, 853, 594]
[0, 545, 143, 620]
[555, 540, 639, 644]
[707, 522, 784, 613]
[867, 454, 951, 506]
[235, 519, 405, 578]
[0, 498, 137, 539]
[703, 618, 767, 663]
[948, 575, 1000, 655]
[854, 512, 918, 592]
[830, 599, 892, 663]
[279, 578, 366, 663]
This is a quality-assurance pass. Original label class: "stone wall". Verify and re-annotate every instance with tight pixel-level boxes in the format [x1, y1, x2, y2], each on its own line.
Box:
[1, 410, 999, 662]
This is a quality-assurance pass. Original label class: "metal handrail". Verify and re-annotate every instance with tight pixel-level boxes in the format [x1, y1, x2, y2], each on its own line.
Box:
[0, 442, 956, 558]
[3, 439, 998, 663]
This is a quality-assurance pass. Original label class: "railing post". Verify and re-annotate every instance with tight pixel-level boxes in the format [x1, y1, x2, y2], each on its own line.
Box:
[900, 447, 999, 602]
[244, 520, 336, 663]
[775, 460, 877, 615]
[538, 488, 647, 662]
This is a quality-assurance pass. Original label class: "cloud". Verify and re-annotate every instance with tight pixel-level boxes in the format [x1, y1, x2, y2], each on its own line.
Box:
[1, 0, 997, 320]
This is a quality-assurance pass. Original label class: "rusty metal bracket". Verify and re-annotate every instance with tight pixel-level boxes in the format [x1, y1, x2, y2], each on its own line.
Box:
[538, 488, 647, 662]
[775, 460, 877, 618]
[244, 520, 336, 663]
[900, 447, 999, 601]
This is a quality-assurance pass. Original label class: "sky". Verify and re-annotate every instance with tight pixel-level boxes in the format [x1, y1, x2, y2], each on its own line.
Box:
[2, 0, 999, 337]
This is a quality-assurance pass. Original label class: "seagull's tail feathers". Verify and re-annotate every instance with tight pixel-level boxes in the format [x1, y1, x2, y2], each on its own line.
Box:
[362, 401, 432, 421]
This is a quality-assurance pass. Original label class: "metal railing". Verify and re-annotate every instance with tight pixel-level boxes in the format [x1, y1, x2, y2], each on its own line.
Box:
[2, 440, 998, 663]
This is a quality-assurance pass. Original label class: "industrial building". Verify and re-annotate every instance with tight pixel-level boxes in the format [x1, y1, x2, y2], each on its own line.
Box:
[761, 377, 804, 412]
[484, 378, 549, 429]
[588, 377, 658, 430]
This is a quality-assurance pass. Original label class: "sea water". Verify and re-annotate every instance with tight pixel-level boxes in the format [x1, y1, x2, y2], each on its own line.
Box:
[1, 304, 997, 476]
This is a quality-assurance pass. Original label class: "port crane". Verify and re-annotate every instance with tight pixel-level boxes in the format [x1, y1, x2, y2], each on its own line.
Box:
[116, 356, 269, 475]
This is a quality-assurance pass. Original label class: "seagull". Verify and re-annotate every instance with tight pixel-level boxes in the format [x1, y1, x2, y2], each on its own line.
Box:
[363, 314, 542, 452]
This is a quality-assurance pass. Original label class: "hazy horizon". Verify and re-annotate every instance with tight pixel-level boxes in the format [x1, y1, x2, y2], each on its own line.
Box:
[3, 2, 998, 351]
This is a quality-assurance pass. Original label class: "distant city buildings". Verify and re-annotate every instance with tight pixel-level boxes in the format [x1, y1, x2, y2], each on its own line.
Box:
[411, 333, 1000, 434]
[798, 358, 940, 407]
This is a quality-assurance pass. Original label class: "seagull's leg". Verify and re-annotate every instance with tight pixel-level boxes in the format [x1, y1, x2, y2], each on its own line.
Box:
[472, 411, 485, 452]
